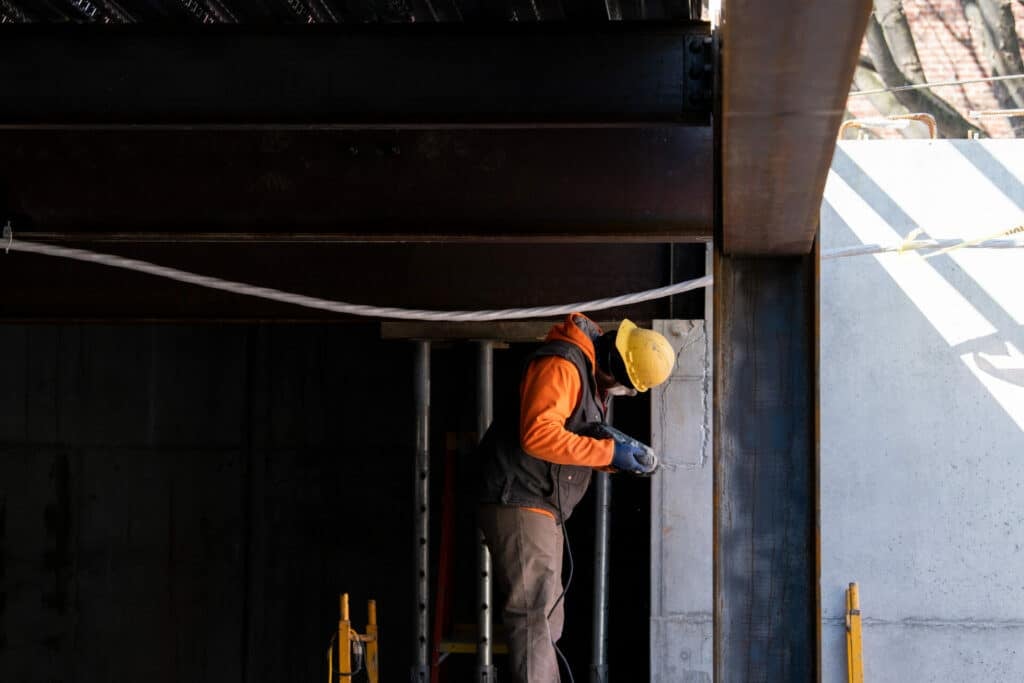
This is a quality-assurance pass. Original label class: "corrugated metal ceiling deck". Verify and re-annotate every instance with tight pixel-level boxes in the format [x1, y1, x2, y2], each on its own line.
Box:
[2, 0, 697, 23]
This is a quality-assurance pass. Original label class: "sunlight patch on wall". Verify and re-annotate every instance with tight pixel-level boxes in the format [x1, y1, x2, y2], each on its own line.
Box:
[841, 142, 1024, 325]
[826, 143, 1024, 434]
[824, 170, 995, 347]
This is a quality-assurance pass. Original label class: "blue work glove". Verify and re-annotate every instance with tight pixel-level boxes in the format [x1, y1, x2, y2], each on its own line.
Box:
[583, 423, 659, 475]
[612, 440, 658, 474]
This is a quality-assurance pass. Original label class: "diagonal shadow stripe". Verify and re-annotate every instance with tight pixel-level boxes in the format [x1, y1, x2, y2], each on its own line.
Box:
[831, 146, 1024, 388]
[952, 141, 1024, 211]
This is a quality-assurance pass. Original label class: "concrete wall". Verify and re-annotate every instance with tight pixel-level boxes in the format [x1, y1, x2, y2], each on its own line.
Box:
[652, 140, 1024, 682]
[0, 325, 417, 683]
[821, 140, 1024, 682]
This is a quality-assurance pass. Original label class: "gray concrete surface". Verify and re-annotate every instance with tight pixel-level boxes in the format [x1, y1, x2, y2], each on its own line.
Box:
[821, 141, 1024, 682]
[650, 319, 712, 682]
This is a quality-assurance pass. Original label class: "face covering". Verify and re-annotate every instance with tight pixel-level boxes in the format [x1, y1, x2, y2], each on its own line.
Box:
[594, 330, 635, 391]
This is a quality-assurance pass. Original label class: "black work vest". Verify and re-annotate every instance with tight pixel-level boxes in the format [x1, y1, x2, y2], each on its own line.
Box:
[478, 340, 606, 522]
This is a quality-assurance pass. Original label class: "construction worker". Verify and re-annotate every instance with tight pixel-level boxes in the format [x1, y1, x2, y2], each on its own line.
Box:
[478, 312, 674, 683]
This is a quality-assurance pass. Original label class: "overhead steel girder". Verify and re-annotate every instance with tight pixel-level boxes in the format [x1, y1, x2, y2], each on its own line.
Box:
[0, 127, 712, 242]
[0, 24, 711, 125]
[0, 22, 713, 242]
[0, 23, 713, 242]
[720, 0, 872, 255]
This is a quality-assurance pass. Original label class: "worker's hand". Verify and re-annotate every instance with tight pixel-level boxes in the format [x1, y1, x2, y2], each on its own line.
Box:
[611, 439, 659, 475]
[582, 422, 659, 475]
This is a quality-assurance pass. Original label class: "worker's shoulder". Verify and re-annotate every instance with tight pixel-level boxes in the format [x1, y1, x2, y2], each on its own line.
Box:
[531, 339, 586, 364]
[525, 353, 577, 374]
[522, 349, 584, 390]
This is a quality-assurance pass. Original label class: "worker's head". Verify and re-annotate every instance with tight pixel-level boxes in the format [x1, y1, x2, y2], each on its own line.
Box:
[594, 319, 675, 393]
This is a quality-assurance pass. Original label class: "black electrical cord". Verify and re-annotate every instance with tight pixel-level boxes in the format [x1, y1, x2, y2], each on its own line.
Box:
[548, 478, 575, 683]
[349, 640, 365, 679]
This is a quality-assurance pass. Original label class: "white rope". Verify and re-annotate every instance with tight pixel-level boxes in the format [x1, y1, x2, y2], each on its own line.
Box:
[820, 238, 1024, 260]
[2, 232, 710, 321]
[3, 226, 1022, 321]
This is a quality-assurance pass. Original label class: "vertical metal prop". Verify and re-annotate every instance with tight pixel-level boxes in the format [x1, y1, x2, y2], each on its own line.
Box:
[366, 599, 380, 683]
[413, 341, 431, 683]
[845, 583, 864, 683]
[476, 341, 497, 682]
[339, 593, 352, 679]
[590, 472, 611, 682]
[590, 473, 611, 682]
[591, 401, 612, 683]
[713, 247, 820, 682]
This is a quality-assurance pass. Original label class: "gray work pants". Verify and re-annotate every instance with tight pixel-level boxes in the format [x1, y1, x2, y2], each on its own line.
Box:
[479, 504, 565, 683]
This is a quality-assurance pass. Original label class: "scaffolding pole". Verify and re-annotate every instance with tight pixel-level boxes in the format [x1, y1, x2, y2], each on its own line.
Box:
[590, 473, 612, 683]
[591, 399, 613, 682]
[476, 341, 497, 682]
[412, 341, 431, 683]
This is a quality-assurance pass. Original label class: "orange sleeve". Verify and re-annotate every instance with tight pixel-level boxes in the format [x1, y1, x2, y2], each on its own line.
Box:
[519, 356, 614, 468]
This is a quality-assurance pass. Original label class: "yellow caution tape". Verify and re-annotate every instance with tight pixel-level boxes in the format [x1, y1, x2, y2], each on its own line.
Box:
[923, 223, 1024, 259]
[898, 228, 926, 254]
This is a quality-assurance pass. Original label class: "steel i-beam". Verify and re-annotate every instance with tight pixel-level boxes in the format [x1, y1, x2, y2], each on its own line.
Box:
[713, 246, 819, 682]
[0, 25, 711, 125]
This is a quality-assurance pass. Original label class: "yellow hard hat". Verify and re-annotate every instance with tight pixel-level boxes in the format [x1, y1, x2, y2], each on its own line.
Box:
[614, 319, 675, 392]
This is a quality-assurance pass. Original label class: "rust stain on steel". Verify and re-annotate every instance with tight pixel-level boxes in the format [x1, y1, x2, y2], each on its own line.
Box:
[720, 0, 872, 255]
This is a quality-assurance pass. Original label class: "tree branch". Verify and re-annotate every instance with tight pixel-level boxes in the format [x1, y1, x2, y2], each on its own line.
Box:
[964, 0, 1024, 136]
[864, 12, 983, 138]
[874, 0, 928, 83]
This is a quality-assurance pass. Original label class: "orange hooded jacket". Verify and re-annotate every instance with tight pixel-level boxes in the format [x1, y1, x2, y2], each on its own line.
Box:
[517, 314, 615, 514]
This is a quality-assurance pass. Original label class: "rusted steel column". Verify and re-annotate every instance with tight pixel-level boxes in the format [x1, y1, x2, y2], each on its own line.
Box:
[713, 245, 819, 682]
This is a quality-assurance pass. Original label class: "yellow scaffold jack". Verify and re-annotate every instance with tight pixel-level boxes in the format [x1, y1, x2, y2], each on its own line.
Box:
[846, 582, 864, 683]
[327, 593, 379, 683]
